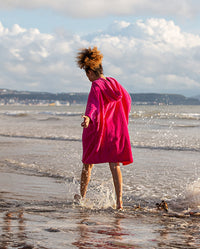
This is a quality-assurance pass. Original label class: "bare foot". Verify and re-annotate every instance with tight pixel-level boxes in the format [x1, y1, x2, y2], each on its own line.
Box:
[74, 194, 81, 202]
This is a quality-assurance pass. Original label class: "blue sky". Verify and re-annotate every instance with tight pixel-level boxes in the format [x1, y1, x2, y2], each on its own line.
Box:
[1, 8, 200, 36]
[0, 0, 200, 97]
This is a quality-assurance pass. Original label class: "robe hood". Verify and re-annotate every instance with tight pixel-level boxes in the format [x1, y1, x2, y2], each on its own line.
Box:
[94, 77, 122, 102]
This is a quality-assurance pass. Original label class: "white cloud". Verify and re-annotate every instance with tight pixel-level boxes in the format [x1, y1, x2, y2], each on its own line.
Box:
[92, 19, 200, 95]
[6, 63, 27, 74]
[0, 18, 200, 96]
[0, 0, 200, 18]
[157, 74, 200, 90]
[11, 24, 26, 35]
[0, 21, 86, 92]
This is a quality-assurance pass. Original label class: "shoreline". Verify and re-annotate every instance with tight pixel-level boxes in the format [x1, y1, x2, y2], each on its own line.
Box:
[1, 163, 200, 248]
[0, 163, 68, 207]
[0, 163, 80, 249]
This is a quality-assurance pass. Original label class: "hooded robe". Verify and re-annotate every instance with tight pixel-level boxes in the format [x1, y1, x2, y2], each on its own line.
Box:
[82, 77, 133, 165]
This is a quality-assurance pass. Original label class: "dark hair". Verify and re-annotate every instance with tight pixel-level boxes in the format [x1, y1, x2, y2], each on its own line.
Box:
[86, 64, 103, 77]
[76, 46, 103, 77]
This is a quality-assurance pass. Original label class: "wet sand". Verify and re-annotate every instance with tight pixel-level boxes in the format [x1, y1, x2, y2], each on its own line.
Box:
[1, 163, 200, 249]
[0, 163, 70, 248]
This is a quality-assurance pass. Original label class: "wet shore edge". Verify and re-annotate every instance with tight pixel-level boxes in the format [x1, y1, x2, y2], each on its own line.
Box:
[0, 161, 68, 208]
[0, 162, 75, 248]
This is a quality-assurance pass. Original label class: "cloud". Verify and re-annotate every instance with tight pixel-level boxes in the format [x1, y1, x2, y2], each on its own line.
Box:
[92, 19, 200, 95]
[0, 21, 87, 92]
[0, 18, 200, 96]
[0, 0, 200, 18]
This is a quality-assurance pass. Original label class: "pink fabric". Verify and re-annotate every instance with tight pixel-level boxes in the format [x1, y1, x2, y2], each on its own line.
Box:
[82, 77, 133, 165]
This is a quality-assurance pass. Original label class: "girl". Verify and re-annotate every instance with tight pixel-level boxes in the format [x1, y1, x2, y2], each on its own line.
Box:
[76, 47, 133, 209]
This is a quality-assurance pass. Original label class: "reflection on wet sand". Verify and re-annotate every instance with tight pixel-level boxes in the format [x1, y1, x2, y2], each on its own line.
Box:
[0, 210, 33, 249]
[73, 213, 136, 249]
[1, 204, 200, 248]
[156, 216, 200, 248]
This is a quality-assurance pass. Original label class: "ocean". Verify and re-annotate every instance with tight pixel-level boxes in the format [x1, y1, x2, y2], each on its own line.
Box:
[0, 104, 200, 248]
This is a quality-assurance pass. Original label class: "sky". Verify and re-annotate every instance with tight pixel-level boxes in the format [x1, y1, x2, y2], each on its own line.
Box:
[0, 0, 200, 97]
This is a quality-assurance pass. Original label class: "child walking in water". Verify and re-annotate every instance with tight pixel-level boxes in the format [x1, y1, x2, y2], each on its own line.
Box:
[76, 47, 133, 209]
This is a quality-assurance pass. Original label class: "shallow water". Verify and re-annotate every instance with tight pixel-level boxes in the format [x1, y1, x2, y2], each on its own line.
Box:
[0, 105, 200, 208]
[0, 104, 200, 248]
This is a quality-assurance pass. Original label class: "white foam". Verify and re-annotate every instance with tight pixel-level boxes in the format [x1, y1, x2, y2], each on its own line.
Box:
[80, 180, 116, 210]
[185, 178, 200, 207]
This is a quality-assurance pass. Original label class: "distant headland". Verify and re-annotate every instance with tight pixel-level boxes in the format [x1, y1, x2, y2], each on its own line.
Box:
[0, 89, 200, 106]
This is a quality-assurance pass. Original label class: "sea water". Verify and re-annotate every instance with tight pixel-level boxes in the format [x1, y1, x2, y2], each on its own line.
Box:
[0, 105, 199, 208]
[0, 104, 200, 248]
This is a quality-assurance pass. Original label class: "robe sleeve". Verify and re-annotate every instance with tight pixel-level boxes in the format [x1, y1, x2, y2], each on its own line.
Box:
[85, 84, 99, 124]
[120, 85, 132, 124]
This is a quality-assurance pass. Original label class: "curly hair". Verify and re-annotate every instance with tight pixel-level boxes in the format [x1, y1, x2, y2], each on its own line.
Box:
[76, 47, 103, 75]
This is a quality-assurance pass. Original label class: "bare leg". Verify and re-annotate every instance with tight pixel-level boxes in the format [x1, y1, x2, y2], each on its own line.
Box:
[109, 162, 123, 209]
[80, 164, 94, 198]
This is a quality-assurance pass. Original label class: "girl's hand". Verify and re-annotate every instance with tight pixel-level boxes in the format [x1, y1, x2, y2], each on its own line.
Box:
[81, 115, 90, 128]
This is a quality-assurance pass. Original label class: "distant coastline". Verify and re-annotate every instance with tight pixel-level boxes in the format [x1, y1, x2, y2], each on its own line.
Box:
[0, 89, 200, 106]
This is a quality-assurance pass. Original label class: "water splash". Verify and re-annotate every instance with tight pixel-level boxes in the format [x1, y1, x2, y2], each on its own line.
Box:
[80, 181, 116, 210]
[185, 178, 200, 208]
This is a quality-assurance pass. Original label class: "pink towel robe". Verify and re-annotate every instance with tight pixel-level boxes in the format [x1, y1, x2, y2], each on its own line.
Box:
[82, 77, 133, 165]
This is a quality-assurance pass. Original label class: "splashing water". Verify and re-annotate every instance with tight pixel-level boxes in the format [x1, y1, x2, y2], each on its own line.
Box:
[185, 178, 200, 208]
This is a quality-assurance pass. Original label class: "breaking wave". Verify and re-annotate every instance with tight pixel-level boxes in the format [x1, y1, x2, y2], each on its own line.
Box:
[130, 111, 200, 120]
[0, 133, 81, 142]
[0, 133, 199, 152]
[0, 110, 82, 117]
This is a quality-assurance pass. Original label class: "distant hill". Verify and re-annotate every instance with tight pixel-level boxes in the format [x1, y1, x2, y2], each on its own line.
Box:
[193, 95, 200, 101]
[0, 89, 88, 105]
[0, 89, 200, 105]
[130, 93, 200, 105]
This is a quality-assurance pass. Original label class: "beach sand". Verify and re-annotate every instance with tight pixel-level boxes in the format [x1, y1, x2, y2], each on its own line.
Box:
[0, 162, 158, 249]
[0, 163, 72, 249]
[1, 162, 200, 249]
